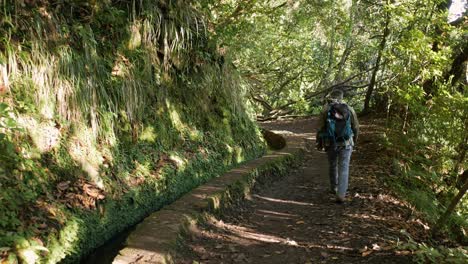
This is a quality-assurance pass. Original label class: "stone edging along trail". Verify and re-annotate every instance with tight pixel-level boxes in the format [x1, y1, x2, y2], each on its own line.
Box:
[113, 136, 309, 264]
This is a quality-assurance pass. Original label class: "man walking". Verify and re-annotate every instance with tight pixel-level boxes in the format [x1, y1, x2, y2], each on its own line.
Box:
[316, 89, 359, 203]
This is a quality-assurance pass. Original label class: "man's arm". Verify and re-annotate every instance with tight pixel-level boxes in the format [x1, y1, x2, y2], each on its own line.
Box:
[348, 106, 359, 142]
[315, 105, 328, 149]
[317, 104, 328, 133]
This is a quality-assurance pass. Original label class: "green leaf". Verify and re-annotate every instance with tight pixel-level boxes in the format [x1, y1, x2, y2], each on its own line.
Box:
[0, 103, 8, 113]
[4, 118, 16, 128]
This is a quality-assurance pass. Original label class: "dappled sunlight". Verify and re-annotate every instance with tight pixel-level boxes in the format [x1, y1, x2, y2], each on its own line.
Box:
[166, 99, 187, 134]
[192, 217, 300, 247]
[270, 129, 295, 135]
[226, 228, 285, 244]
[127, 21, 142, 50]
[346, 213, 388, 221]
[68, 125, 105, 189]
[254, 209, 298, 220]
[305, 243, 354, 252]
[169, 153, 188, 170]
[229, 168, 251, 174]
[256, 209, 298, 218]
[252, 194, 315, 206]
[139, 125, 157, 142]
[0, 1, 269, 263]
[17, 116, 61, 153]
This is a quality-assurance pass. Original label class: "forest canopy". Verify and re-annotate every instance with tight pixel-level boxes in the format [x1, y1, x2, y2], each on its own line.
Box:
[203, 0, 468, 257]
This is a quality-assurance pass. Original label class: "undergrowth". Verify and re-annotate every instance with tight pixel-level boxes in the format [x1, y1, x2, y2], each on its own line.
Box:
[378, 120, 467, 263]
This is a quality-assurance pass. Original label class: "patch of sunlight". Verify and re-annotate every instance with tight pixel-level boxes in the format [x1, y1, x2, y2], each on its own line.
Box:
[346, 213, 387, 221]
[39, 101, 55, 120]
[139, 125, 157, 142]
[271, 129, 294, 135]
[188, 128, 202, 141]
[134, 161, 151, 177]
[111, 54, 130, 77]
[68, 125, 105, 189]
[169, 154, 187, 170]
[27, 50, 58, 120]
[217, 222, 290, 245]
[225, 143, 233, 153]
[55, 79, 75, 121]
[256, 209, 298, 218]
[252, 194, 315, 206]
[166, 99, 187, 133]
[307, 243, 354, 251]
[234, 146, 244, 163]
[128, 21, 142, 50]
[231, 229, 284, 244]
[17, 116, 61, 153]
[0, 63, 10, 92]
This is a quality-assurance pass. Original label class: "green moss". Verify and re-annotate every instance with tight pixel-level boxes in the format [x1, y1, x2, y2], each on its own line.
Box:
[0, 1, 267, 263]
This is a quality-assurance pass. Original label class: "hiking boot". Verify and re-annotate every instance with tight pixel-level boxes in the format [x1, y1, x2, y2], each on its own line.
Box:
[335, 196, 346, 204]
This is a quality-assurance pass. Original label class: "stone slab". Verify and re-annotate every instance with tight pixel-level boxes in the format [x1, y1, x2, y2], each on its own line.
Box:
[113, 136, 307, 264]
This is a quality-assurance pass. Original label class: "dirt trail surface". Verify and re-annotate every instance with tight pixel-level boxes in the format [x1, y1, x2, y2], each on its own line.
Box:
[176, 117, 429, 264]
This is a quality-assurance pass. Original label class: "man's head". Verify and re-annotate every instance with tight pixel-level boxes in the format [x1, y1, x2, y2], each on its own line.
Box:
[327, 89, 344, 102]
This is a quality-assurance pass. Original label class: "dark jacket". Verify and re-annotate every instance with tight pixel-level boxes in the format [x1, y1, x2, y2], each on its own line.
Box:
[316, 100, 359, 147]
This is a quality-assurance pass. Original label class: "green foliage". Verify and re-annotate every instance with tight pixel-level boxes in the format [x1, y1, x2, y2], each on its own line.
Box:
[399, 230, 468, 263]
[0, 0, 266, 263]
[200, 0, 390, 116]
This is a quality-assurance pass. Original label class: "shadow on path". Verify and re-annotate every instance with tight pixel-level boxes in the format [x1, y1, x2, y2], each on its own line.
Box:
[177, 118, 425, 264]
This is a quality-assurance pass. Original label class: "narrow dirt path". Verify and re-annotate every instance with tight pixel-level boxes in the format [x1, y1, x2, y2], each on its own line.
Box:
[176, 118, 428, 264]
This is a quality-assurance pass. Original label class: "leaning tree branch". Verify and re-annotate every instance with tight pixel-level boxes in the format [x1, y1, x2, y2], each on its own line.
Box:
[250, 92, 273, 111]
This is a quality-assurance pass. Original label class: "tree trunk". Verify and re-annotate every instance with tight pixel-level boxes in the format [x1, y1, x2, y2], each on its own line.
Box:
[363, 5, 390, 113]
[432, 177, 468, 235]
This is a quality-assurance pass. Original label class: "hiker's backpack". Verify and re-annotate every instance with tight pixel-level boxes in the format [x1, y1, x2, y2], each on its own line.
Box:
[320, 103, 353, 145]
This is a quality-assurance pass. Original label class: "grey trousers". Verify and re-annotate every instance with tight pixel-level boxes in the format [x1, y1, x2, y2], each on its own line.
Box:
[327, 146, 353, 198]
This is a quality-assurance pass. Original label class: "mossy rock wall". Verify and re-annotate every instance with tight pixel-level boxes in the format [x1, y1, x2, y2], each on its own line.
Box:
[0, 1, 265, 263]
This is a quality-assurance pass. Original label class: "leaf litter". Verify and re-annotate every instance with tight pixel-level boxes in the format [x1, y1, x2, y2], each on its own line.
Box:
[175, 118, 430, 264]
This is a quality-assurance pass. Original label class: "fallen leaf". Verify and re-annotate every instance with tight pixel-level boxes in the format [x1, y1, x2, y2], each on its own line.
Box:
[332, 257, 339, 260]
[262, 254, 271, 258]
[83, 184, 105, 199]
[274, 250, 284, 254]
[395, 250, 411, 256]
[285, 238, 298, 246]
[296, 220, 305, 224]
[362, 250, 373, 257]
[57, 181, 70, 191]
[381, 245, 393, 251]
[359, 246, 368, 253]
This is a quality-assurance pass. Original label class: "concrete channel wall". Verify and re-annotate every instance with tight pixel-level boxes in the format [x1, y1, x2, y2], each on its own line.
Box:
[113, 136, 308, 264]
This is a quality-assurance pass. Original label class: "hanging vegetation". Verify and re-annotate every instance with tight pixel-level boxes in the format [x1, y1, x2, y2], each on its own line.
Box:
[0, 0, 265, 263]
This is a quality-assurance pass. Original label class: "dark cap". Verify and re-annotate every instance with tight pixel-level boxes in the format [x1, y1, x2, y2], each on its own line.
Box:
[328, 89, 344, 100]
